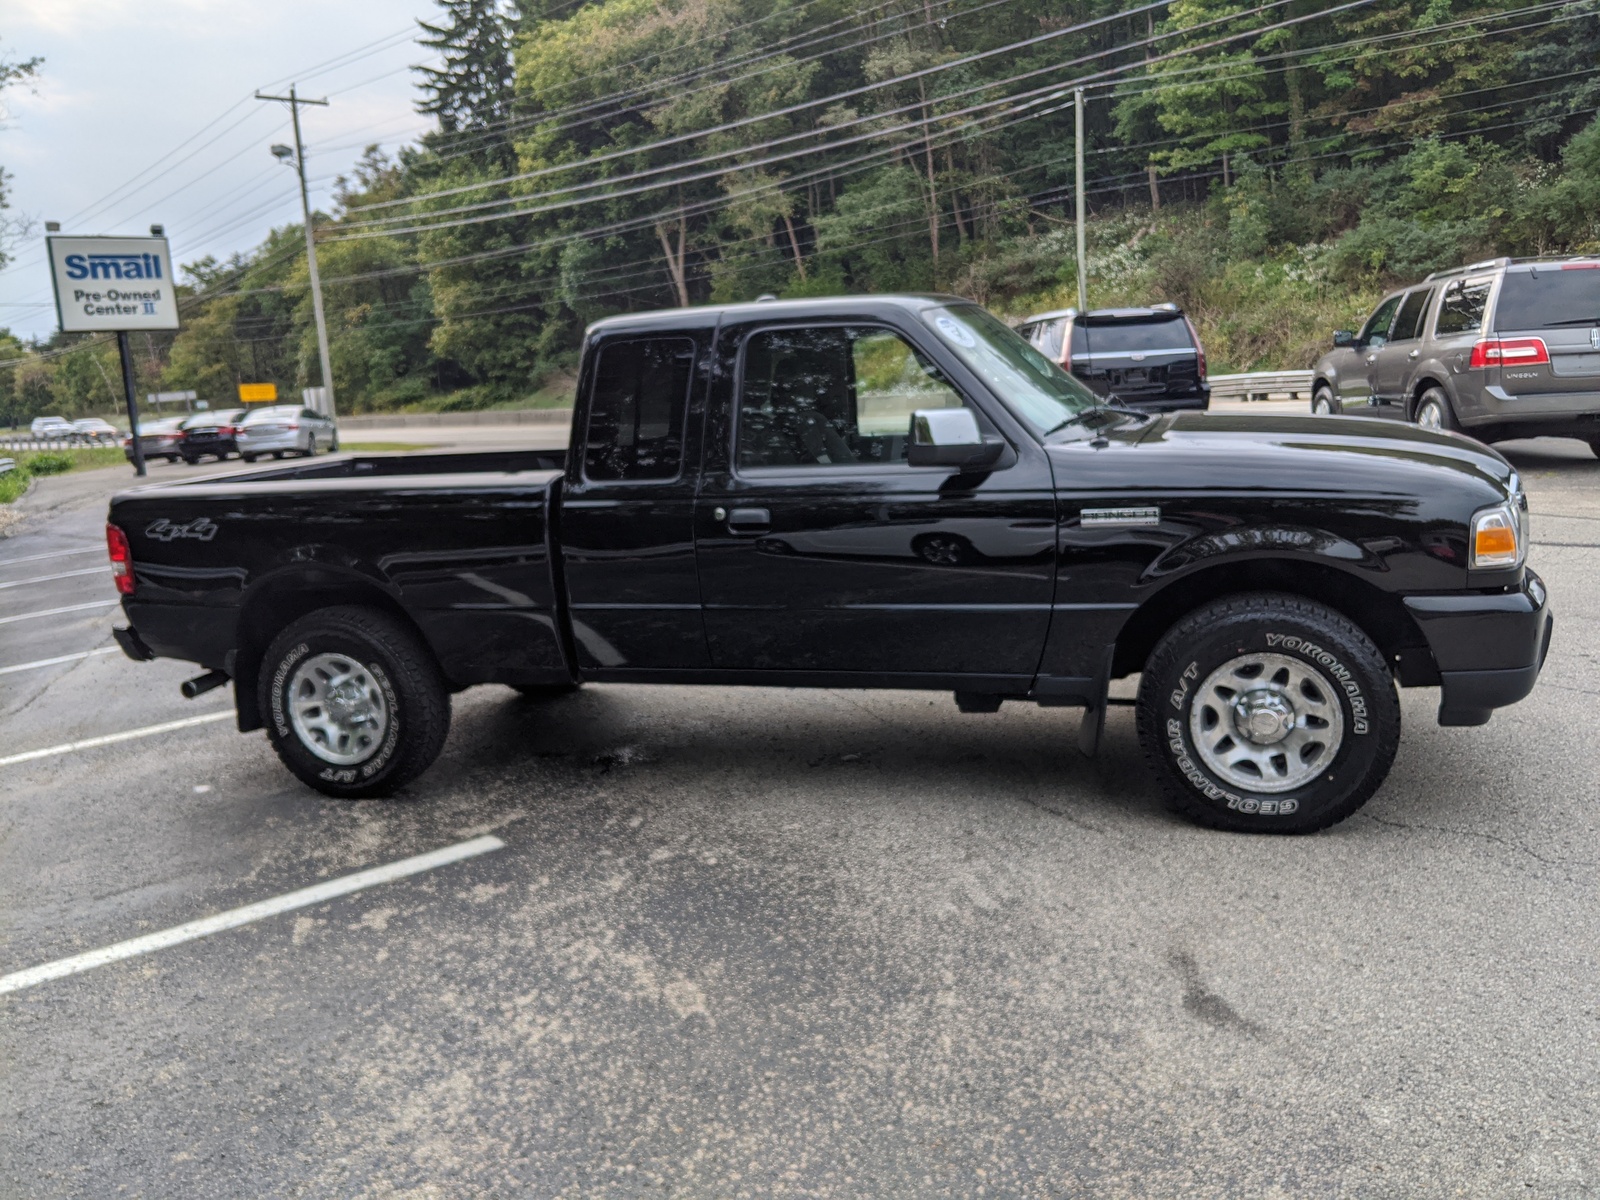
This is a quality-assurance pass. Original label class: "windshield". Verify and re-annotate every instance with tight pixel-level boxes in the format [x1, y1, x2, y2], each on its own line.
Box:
[922, 304, 1102, 435]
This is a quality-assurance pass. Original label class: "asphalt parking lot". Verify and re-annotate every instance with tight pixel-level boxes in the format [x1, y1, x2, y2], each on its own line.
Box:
[3, 432, 1599, 1198]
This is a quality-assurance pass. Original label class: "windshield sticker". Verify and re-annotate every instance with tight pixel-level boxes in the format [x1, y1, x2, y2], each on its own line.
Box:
[935, 315, 976, 348]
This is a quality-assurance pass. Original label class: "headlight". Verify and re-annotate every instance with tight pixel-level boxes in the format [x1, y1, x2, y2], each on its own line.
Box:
[1470, 501, 1524, 569]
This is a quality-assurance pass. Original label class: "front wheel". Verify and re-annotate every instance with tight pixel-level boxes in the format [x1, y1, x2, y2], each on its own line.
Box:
[260, 606, 451, 799]
[1414, 387, 1458, 432]
[1311, 387, 1337, 416]
[1136, 593, 1400, 833]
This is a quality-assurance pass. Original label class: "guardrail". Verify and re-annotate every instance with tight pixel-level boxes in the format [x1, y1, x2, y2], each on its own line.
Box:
[1208, 370, 1314, 402]
[0, 457, 14, 476]
[0, 436, 118, 452]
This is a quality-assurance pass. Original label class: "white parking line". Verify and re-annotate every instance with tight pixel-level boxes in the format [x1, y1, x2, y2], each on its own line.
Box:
[0, 546, 103, 567]
[0, 567, 105, 590]
[0, 710, 233, 768]
[0, 646, 120, 676]
[0, 599, 120, 625]
[0, 835, 506, 996]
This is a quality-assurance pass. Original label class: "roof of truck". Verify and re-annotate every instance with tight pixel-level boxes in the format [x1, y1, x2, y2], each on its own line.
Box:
[585, 293, 970, 337]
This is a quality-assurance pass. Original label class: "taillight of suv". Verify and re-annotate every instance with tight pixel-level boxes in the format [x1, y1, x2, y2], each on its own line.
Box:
[1469, 337, 1550, 368]
[1184, 316, 1207, 380]
[106, 523, 135, 595]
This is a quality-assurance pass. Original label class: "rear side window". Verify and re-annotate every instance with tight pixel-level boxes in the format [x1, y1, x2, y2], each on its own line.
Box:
[1084, 318, 1191, 353]
[1392, 288, 1433, 341]
[1039, 320, 1066, 361]
[1435, 278, 1491, 336]
[1493, 268, 1600, 331]
[583, 337, 694, 482]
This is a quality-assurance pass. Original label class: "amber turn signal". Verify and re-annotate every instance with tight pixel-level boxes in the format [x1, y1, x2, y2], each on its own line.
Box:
[1468, 504, 1521, 570]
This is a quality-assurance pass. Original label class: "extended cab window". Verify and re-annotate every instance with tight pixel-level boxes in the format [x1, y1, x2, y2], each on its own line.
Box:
[584, 337, 694, 482]
[737, 326, 965, 469]
[1435, 278, 1491, 336]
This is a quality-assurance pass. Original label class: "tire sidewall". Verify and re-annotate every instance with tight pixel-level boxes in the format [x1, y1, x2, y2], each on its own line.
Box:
[262, 628, 407, 793]
[1144, 610, 1390, 831]
[1416, 388, 1454, 431]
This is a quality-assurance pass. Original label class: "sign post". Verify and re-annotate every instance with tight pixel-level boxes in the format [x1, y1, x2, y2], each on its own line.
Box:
[46, 234, 181, 477]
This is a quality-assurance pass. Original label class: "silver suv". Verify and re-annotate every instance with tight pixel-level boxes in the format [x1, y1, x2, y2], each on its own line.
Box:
[1313, 256, 1600, 455]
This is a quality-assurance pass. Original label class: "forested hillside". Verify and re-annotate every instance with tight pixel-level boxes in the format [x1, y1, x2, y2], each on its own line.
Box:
[7, 0, 1600, 421]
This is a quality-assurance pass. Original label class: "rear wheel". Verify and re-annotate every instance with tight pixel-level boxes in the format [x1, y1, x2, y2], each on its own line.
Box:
[1135, 593, 1400, 833]
[260, 606, 451, 799]
[1414, 387, 1458, 432]
[242, 453, 258, 463]
[305, 435, 317, 457]
[1585, 437, 1600, 459]
[1311, 387, 1336, 415]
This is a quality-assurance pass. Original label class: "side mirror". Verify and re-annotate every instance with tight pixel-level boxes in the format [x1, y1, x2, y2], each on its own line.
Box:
[1332, 330, 1356, 348]
[907, 408, 1004, 469]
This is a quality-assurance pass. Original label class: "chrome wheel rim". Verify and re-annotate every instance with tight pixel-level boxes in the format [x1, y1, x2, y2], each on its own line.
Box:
[287, 652, 390, 765]
[1313, 395, 1333, 415]
[1188, 652, 1344, 794]
[1417, 402, 1442, 430]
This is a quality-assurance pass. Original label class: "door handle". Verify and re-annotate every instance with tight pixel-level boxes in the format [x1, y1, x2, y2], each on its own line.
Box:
[726, 506, 771, 531]
[1408, 349, 1420, 359]
[1365, 355, 1378, 365]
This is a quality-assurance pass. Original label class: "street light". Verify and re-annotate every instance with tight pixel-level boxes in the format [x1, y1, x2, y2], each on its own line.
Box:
[257, 87, 336, 420]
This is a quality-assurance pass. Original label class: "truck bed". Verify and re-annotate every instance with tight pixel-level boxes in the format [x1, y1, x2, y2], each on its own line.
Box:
[109, 449, 573, 701]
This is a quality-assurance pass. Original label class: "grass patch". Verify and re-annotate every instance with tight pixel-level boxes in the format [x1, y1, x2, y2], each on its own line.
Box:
[339, 441, 442, 452]
[0, 446, 127, 505]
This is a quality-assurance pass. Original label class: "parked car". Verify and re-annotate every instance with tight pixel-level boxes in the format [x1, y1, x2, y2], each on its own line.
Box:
[234, 405, 339, 461]
[122, 418, 187, 463]
[30, 416, 75, 440]
[1016, 303, 1209, 411]
[179, 408, 247, 464]
[107, 295, 1549, 835]
[72, 417, 121, 444]
[1313, 256, 1600, 454]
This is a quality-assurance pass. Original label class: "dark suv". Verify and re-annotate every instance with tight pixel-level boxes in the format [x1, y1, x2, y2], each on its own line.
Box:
[1313, 257, 1600, 454]
[1017, 304, 1209, 411]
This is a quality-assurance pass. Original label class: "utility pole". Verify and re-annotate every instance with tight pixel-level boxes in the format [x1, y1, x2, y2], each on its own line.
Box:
[1074, 87, 1088, 313]
[256, 85, 335, 419]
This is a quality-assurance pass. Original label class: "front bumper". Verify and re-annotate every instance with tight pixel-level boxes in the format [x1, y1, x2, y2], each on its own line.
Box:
[1403, 570, 1552, 726]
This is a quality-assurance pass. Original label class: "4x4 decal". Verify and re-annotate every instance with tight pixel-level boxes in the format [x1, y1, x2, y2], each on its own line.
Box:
[145, 517, 218, 542]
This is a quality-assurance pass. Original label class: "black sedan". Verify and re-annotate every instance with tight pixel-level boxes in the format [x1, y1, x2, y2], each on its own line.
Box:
[179, 409, 248, 464]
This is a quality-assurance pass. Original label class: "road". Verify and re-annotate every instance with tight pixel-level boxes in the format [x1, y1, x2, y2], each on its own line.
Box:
[2, 432, 1598, 1197]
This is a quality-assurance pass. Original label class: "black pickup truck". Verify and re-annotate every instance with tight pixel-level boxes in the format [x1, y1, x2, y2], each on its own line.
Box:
[107, 295, 1551, 833]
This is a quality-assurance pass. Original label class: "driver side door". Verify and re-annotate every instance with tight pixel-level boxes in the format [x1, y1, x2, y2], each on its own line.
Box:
[1339, 293, 1402, 408]
[694, 319, 1058, 681]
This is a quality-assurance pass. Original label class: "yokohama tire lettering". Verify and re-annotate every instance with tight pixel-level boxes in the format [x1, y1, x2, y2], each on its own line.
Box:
[1264, 632, 1369, 735]
[270, 642, 310, 739]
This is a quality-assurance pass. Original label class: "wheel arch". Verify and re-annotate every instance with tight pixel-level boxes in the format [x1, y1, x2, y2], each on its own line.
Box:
[1110, 558, 1437, 684]
[1408, 374, 1453, 421]
[231, 567, 438, 732]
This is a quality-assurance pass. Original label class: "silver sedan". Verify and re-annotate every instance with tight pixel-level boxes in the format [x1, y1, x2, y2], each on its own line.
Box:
[235, 405, 339, 461]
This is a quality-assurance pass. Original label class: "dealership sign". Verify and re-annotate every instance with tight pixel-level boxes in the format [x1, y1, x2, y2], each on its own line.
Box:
[46, 235, 181, 332]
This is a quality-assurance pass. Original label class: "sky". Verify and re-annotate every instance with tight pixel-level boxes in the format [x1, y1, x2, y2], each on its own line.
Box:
[0, 0, 443, 341]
